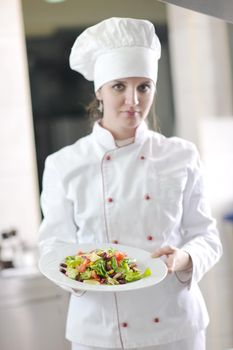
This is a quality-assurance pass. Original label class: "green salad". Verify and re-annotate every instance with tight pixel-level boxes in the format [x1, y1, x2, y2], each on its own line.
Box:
[59, 247, 151, 285]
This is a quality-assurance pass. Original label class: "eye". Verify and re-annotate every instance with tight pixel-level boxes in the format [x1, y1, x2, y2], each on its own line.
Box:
[111, 82, 125, 91]
[138, 83, 152, 93]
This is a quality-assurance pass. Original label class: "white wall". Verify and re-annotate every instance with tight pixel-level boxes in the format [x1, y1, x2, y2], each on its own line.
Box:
[167, 5, 233, 350]
[199, 117, 233, 350]
[0, 0, 41, 245]
[167, 5, 233, 145]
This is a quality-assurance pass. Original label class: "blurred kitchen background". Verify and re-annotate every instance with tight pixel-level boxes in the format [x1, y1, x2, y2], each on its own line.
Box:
[0, 0, 233, 349]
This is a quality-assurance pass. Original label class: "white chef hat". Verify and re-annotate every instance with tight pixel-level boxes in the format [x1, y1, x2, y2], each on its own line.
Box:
[69, 17, 161, 91]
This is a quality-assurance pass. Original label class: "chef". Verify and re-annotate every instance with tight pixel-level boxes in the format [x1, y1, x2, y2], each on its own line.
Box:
[38, 17, 222, 350]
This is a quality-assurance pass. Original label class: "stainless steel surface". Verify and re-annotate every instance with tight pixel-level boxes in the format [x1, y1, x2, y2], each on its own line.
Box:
[0, 269, 70, 350]
[158, 0, 233, 23]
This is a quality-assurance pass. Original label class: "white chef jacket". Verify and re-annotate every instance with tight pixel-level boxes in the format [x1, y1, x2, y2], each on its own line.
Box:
[38, 121, 222, 348]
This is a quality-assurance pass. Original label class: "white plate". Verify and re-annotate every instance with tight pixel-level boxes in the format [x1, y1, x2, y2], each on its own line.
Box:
[39, 243, 168, 292]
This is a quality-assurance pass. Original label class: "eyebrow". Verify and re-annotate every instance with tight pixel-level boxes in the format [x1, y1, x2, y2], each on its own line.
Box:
[140, 80, 152, 85]
[112, 79, 152, 84]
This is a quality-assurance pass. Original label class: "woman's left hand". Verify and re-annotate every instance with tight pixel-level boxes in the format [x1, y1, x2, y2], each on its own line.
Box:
[152, 246, 192, 273]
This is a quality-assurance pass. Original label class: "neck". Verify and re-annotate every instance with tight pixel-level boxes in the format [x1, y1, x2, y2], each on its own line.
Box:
[112, 130, 135, 140]
[100, 122, 136, 140]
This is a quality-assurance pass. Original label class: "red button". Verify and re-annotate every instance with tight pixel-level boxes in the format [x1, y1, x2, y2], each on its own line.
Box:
[121, 322, 128, 328]
[107, 197, 113, 203]
[140, 156, 145, 160]
[144, 194, 151, 200]
[154, 318, 160, 323]
[147, 235, 153, 241]
[112, 240, 119, 244]
[106, 155, 111, 160]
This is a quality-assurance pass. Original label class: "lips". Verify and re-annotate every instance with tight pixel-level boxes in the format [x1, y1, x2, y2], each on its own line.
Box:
[121, 110, 140, 115]
[126, 109, 140, 112]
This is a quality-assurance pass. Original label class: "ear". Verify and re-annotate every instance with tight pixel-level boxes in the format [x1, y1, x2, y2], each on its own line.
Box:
[95, 88, 102, 101]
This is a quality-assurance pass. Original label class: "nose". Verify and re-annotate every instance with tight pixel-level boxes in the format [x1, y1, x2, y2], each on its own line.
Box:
[125, 88, 139, 107]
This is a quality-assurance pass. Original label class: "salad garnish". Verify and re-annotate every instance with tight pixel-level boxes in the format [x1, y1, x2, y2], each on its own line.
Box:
[59, 247, 151, 285]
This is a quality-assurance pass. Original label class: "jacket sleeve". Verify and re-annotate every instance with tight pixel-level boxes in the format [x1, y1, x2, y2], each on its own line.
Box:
[179, 145, 222, 288]
[38, 155, 78, 256]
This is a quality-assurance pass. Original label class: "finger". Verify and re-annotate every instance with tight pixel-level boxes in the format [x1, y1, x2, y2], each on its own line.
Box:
[151, 245, 176, 258]
[166, 254, 176, 273]
[72, 289, 86, 297]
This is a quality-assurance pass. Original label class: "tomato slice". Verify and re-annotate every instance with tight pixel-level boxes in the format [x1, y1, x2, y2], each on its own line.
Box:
[114, 251, 125, 262]
[78, 264, 86, 273]
[83, 258, 90, 266]
[91, 270, 100, 281]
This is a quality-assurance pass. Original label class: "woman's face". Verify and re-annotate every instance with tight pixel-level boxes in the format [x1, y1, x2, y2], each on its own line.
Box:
[96, 77, 156, 139]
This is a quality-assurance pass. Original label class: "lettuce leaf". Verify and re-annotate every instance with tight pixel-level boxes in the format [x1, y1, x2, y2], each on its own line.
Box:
[111, 256, 118, 271]
[66, 267, 78, 279]
[91, 259, 107, 277]
[65, 255, 82, 268]
[80, 270, 92, 280]
[143, 267, 152, 277]
[125, 268, 152, 282]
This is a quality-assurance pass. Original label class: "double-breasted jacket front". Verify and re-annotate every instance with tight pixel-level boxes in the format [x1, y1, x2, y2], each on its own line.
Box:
[39, 121, 222, 348]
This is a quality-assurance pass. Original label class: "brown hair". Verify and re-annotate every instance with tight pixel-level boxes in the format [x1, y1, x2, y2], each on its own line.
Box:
[87, 97, 103, 126]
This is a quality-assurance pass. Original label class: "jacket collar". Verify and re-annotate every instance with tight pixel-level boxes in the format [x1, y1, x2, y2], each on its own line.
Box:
[92, 120, 149, 150]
